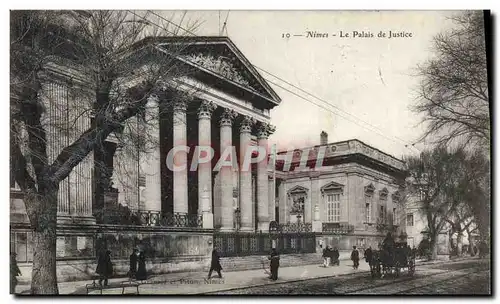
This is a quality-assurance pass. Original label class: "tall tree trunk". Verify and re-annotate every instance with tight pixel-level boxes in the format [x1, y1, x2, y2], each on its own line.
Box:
[27, 185, 59, 295]
[429, 233, 438, 260]
[457, 232, 463, 256]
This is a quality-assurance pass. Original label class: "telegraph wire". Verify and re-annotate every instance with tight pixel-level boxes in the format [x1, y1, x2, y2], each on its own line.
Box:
[131, 10, 422, 153]
[221, 10, 230, 36]
[254, 65, 421, 152]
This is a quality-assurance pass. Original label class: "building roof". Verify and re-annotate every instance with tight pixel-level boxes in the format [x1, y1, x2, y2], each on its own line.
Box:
[274, 139, 408, 179]
[140, 36, 281, 109]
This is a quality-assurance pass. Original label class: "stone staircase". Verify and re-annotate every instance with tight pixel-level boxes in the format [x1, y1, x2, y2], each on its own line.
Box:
[219, 253, 324, 272]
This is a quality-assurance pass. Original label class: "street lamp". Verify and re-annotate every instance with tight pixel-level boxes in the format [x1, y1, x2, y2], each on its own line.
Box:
[235, 208, 241, 231]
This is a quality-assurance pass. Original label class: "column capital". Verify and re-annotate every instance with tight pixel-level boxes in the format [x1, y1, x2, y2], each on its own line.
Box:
[173, 100, 188, 113]
[257, 122, 276, 139]
[239, 116, 256, 134]
[219, 108, 238, 127]
[198, 100, 217, 120]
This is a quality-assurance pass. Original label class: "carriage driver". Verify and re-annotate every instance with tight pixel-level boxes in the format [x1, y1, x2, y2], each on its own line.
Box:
[382, 233, 395, 252]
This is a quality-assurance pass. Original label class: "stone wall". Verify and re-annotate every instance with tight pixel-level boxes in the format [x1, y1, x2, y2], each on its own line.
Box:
[11, 223, 214, 283]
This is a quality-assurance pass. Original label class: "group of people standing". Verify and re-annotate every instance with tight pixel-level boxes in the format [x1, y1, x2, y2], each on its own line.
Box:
[322, 246, 340, 267]
[95, 248, 148, 286]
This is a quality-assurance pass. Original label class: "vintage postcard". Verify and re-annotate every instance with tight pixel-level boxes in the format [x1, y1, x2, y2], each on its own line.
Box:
[9, 10, 491, 295]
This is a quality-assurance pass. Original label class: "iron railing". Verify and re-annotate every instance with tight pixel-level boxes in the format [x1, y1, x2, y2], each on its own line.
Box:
[322, 223, 355, 234]
[213, 231, 317, 257]
[97, 209, 203, 228]
[278, 222, 312, 233]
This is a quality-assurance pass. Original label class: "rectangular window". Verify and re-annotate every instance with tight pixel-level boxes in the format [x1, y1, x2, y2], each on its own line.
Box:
[16, 232, 27, 263]
[380, 206, 385, 222]
[406, 214, 414, 227]
[393, 208, 397, 224]
[326, 193, 341, 223]
[365, 195, 372, 223]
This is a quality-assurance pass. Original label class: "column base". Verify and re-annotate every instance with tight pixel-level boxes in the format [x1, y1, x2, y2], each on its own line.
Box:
[257, 221, 269, 232]
[312, 221, 323, 232]
[57, 214, 96, 225]
[202, 212, 214, 229]
[239, 226, 254, 232]
[218, 227, 235, 233]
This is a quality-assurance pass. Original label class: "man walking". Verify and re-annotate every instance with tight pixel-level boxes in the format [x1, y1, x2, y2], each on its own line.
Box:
[96, 250, 113, 286]
[351, 246, 360, 270]
[208, 248, 223, 279]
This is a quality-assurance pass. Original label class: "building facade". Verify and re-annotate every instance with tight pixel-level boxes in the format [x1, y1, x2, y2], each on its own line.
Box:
[274, 132, 409, 251]
[10, 36, 284, 281]
[11, 35, 409, 283]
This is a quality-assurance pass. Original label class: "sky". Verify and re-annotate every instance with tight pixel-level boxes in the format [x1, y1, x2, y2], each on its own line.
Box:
[155, 10, 459, 159]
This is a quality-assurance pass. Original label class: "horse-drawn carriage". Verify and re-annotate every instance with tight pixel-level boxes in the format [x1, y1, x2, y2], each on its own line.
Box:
[368, 241, 416, 278]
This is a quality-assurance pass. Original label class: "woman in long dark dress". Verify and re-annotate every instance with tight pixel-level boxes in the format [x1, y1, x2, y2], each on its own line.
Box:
[10, 252, 21, 294]
[96, 250, 113, 286]
[129, 249, 138, 279]
[269, 248, 280, 281]
[135, 251, 148, 281]
[208, 249, 223, 279]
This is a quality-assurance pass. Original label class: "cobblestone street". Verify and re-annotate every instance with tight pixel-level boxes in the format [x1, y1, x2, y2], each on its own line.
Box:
[210, 259, 491, 295]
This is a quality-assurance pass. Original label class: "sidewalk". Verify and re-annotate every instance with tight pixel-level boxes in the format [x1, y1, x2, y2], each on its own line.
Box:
[15, 256, 480, 295]
[16, 261, 371, 295]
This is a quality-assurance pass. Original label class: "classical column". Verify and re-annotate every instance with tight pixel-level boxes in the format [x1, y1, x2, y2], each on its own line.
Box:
[173, 99, 189, 214]
[278, 180, 287, 224]
[141, 96, 162, 212]
[268, 177, 275, 222]
[311, 175, 320, 221]
[219, 108, 237, 231]
[239, 116, 255, 231]
[256, 123, 275, 231]
[197, 100, 217, 215]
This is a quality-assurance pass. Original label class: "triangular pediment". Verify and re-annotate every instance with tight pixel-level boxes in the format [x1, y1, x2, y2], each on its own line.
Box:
[321, 181, 344, 193]
[154, 36, 281, 105]
[379, 187, 389, 199]
[288, 185, 309, 195]
[392, 191, 401, 202]
[365, 183, 375, 194]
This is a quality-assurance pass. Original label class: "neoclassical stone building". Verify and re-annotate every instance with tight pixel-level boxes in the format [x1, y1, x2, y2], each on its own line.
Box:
[10, 36, 283, 281]
[274, 132, 409, 250]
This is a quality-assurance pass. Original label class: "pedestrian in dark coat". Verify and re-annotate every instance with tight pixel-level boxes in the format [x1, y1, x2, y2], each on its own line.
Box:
[208, 249, 223, 279]
[331, 247, 340, 266]
[269, 248, 280, 281]
[10, 252, 21, 294]
[351, 246, 360, 269]
[322, 246, 330, 267]
[129, 249, 139, 279]
[96, 250, 113, 286]
[364, 246, 373, 264]
[136, 251, 148, 281]
[479, 241, 488, 258]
